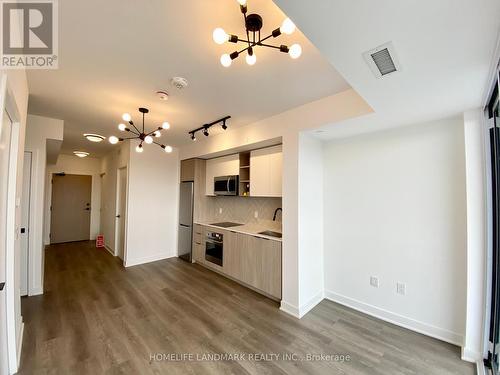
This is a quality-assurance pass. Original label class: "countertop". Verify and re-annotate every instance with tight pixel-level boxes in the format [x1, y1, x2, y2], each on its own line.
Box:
[194, 220, 282, 242]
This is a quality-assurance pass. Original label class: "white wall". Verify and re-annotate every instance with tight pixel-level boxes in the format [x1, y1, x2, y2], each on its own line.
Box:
[180, 89, 372, 316]
[125, 143, 180, 267]
[323, 116, 467, 345]
[462, 109, 487, 362]
[24, 115, 64, 296]
[100, 142, 129, 253]
[45, 155, 102, 244]
[0, 69, 29, 373]
[297, 133, 324, 315]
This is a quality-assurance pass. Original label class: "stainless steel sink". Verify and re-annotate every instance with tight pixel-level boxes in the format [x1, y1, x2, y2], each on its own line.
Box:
[258, 230, 282, 238]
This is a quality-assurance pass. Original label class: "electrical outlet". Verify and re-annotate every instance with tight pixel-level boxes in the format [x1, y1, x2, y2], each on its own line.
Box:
[254, 211, 258, 219]
[370, 276, 379, 288]
[396, 282, 406, 295]
[219, 207, 222, 214]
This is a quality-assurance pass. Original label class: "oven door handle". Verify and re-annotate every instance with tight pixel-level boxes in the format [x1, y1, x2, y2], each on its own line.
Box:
[227, 177, 230, 193]
[206, 239, 223, 245]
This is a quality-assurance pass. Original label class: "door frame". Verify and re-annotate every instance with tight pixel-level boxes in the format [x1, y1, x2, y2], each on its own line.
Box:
[20, 152, 32, 296]
[0, 73, 23, 374]
[114, 167, 128, 262]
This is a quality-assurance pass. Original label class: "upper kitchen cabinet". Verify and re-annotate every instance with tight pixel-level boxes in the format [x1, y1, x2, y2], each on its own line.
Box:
[180, 159, 196, 182]
[250, 145, 282, 197]
[205, 154, 240, 196]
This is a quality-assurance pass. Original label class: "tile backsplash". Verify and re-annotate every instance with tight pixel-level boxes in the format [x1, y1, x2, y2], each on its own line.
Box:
[203, 196, 282, 224]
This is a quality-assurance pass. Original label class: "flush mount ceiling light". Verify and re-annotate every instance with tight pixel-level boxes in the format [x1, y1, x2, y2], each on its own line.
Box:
[188, 116, 231, 141]
[84, 133, 105, 143]
[156, 90, 169, 101]
[73, 151, 90, 158]
[109, 107, 173, 154]
[213, 0, 302, 67]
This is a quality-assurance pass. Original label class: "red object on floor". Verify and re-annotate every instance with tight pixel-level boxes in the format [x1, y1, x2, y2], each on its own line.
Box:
[96, 235, 104, 248]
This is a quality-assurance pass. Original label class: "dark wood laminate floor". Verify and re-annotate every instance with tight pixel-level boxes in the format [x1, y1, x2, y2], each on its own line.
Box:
[19, 241, 475, 375]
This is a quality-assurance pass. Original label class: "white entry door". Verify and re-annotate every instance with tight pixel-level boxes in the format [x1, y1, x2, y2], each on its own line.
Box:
[20, 152, 31, 296]
[0, 110, 13, 375]
[115, 167, 127, 260]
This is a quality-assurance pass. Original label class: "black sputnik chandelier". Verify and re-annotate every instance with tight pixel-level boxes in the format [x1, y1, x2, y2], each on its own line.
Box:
[213, 0, 302, 67]
[108, 108, 173, 154]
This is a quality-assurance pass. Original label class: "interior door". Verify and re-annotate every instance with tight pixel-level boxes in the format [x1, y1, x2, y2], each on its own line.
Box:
[20, 152, 31, 296]
[50, 174, 92, 244]
[0, 110, 13, 375]
[116, 167, 127, 260]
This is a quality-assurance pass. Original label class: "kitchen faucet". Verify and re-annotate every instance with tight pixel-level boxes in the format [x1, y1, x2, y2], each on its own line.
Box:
[273, 208, 282, 221]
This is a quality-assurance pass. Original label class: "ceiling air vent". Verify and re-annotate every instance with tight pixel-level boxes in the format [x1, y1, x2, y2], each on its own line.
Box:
[363, 42, 401, 78]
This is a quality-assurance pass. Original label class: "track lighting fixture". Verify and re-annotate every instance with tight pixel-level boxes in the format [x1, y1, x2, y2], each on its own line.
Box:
[108, 107, 172, 154]
[213, 1, 302, 67]
[188, 116, 231, 141]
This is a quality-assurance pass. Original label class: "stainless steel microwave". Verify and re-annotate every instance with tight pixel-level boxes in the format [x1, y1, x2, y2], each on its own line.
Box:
[214, 175, 239, 196]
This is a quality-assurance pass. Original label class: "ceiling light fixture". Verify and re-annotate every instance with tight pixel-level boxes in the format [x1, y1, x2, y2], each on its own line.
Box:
[188, 116, 231, 141]
[109, 107, 173, 154]
[213, 1, 301, 67]
[156, 90, 169, 101]
[73, 151, 90, 158]
[84, 133, 105, 143]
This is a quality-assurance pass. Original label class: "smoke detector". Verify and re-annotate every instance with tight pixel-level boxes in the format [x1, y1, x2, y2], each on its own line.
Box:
[170, 77, 188, 90]
[156, 90, 169, 101]
[363, 42, 401, 78]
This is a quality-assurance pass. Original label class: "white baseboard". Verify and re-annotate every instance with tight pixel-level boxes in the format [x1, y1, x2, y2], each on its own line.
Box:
[324, 290, 463, 346]
[280, 300, 300, 318]
[280, 290, 325, 319]
[16, 321, 24, 369]
[461, 347, 481, 363]
[29, 286, 43, 296]
[104, 244, 115, 256]
[125, 252, 176, 267]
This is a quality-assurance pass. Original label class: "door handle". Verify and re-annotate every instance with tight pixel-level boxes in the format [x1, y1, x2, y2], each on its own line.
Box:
[21, 228, 26, 234]
[85, 208, 90, 211]
[0, 282, 5, 291]
[116, 215, 121, 218]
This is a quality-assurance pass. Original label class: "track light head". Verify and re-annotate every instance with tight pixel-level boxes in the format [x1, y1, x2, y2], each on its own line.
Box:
[203, 127, 209, 137]
[191, 133, 197, 141]
[222, 121, 227, 130]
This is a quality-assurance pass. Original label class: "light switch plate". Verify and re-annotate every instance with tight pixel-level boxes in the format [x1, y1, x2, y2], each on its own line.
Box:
[396, 282, 406, 295]
[370, 276, 379, 288]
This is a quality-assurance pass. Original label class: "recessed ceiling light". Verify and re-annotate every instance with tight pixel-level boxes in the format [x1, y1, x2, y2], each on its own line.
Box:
[84, 133, 105, 143]
[73, 151, 90, 158]
[156, 90, 169, 101]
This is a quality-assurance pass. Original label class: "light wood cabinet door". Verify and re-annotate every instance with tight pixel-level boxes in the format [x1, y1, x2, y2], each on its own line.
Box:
[250, 145, 282, 197]
[223, 231, 240, 277]
[192, 225, 204, 264]
[180, 159, 196, 182]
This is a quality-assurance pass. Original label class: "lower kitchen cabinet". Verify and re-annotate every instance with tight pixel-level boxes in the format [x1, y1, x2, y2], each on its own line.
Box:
[192, 224, 204, 264]
[224, 231, 282, 299]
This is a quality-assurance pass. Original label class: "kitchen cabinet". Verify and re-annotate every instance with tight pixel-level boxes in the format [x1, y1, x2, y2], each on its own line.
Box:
[192, 224, 204, 264]
[180, 159, 196, 182]
[223, 230, 282, 299]
[205, 154, 240, 195]
[250, 145, 282, 197]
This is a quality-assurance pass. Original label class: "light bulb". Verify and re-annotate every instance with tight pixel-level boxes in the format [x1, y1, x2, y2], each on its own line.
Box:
[154, 130, 161, 137]
[289, 44, 302, 59]
[280, 18, 296, 35]
[246, 53, 256, 66]
[220, 54, 232, 68]
[162, 122, 170, 130]
[122, 113, 131, 122]
[212, 28, 229, 45]
[236, 0, 247, 5]
[164, 145, 173, 153]
[109, 136, 119, 144]
[136, 145, 143, 153]
[118, 123, 126, 131]
[144, 135, 153, 144]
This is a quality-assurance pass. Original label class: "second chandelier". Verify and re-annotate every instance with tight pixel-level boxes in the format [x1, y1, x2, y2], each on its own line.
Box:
[213, 0, 302, 67]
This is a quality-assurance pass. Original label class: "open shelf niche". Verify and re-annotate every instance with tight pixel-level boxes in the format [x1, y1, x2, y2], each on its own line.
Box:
[239, 152, 250, 196]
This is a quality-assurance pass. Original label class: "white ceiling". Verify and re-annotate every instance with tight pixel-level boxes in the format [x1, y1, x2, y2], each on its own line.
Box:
[275, 0, 500, 139]
[27, 0, 350, 157]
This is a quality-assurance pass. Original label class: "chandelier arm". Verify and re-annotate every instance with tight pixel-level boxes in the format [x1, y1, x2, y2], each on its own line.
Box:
[120, 136, 140, 140]
[257, 42, 284, 50]
[142, 112, 145, 133]
[145, 127, 162, 137]
[129, 121, 141, 134]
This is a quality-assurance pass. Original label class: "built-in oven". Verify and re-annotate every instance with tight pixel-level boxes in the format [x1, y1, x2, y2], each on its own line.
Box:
[214, 175, 238, 196]
[205, 231, 223, 266]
